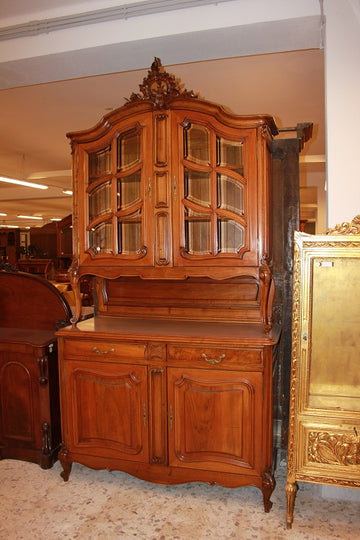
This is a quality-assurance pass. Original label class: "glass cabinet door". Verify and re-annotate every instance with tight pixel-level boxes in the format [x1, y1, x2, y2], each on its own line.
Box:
[308, 256, 360, 412]
[85, 119, 152, 262]
[176, 120, 248, 263]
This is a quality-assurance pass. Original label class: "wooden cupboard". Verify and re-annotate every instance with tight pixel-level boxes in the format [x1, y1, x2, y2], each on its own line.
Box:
[58, 58, 280, 510]
[0, 266, 72, 468]
[58, 318, 279, 510]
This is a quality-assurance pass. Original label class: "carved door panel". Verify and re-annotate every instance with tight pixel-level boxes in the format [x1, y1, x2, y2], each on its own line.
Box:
[0, 349, 42, 452]
[167, 366, 263, 474]
[63, 360, 149, 462]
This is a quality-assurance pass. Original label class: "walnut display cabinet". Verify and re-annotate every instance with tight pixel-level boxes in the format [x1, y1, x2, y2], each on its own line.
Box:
[57, 58, 280, 511]
[286, 217, 360, 528]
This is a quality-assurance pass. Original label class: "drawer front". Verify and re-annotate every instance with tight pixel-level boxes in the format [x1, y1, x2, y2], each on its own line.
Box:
[167, 345, 262, 369]
[63, 339, 146, 362]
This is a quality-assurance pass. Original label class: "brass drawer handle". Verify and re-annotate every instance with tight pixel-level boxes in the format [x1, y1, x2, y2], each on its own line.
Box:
[93, 346, 115, 354]
[201, 353, 225, 366]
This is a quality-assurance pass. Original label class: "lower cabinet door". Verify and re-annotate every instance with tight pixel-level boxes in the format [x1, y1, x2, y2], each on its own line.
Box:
[64, 360, 149, 462]
[167, 367, 263, 474]
[0, 350, 42, 451]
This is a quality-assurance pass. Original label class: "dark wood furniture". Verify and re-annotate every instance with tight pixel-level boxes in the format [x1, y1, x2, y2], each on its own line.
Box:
[272, 124, 313, 448]
[57, 58, 280, 510]
[0, 228, 22, 266]
[55, 214, 94, 306]
[29, 221, 57, 260]
[0, 265, 72, 468]
[16, 258, 55, 279]
[56, 214, 72, 278]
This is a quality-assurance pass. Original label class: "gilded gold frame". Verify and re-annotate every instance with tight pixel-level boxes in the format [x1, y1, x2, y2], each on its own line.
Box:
[286, 215, 360, 529]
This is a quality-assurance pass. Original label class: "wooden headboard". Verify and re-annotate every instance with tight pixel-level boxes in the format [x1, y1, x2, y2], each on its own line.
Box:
[0, 267, 72, 330]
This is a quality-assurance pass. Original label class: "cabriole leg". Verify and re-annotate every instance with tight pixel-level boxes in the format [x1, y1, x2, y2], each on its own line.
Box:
[285, 481, 298, 529]
[262, 469, 276, 512]
[58, 443, 72, 482]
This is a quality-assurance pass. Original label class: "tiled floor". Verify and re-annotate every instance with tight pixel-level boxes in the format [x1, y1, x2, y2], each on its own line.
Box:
[0, 456, 359, 539]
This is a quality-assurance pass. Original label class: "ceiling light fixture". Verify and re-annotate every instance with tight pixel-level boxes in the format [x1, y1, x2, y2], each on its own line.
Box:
[17, 215, 44, 220]
[62, 189, 73, 195]
[0, 212, 7, 216]
[0, 176, 48, 190]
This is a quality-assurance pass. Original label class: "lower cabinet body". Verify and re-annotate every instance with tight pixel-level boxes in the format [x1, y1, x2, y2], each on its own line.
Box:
[0, 334, 61, 469]
[58, 326, 278, 511]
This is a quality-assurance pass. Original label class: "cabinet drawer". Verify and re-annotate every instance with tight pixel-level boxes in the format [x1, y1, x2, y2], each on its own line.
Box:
[63, 339, 146, 362]
[167, 345, 262, 368]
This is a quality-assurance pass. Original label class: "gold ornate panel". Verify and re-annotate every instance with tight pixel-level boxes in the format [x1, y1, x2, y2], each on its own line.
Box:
[286, 216, 360, 529]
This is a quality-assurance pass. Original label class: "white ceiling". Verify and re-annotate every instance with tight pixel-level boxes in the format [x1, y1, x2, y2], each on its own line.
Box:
[0, 1, 325, 230]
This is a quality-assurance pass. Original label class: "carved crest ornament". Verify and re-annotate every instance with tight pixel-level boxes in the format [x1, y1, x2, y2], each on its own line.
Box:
[126, 57, 197, 109]
[327, 214, 360, 235]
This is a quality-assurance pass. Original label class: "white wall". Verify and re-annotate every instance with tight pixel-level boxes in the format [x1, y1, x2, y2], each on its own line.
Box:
[324, 0, 360, 228]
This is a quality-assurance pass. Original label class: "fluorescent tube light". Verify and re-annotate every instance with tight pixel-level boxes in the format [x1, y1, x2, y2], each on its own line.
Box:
[17, 215, 44, 220]
[0, 176, 48, 190]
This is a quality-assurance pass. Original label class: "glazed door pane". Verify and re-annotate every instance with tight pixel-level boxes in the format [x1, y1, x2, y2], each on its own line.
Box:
[117, 129, 141, 171]
[117, 174, 141, 211]
[118, 211, 142, 255]
[184, 124, 210, 165]
[218, 219, 245, 254]
[88, 145, 111, 183]
[185, 170, 211, 207]
[89, 221, 113, 254]
[217, 136, 244, 176]
[217, 174, 244, 216]
[308, 257, 360, 411]
[185, 212, 211, 255]
[89, 181, 112, 221]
